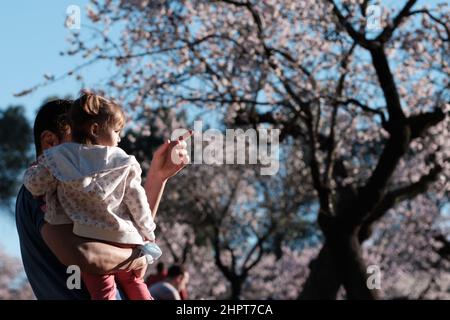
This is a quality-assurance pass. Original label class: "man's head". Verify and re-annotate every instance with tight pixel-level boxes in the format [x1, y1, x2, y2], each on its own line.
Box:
[33, 99, 72, 157]
[167, 264, 186, 289]
[156, 262, 166, 274]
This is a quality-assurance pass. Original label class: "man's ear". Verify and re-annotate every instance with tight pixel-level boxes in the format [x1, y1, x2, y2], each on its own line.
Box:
[40, 130, 60, 151]
[90, 123, 99, 138]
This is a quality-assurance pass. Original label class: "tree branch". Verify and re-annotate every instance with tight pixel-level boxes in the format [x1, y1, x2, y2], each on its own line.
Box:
[268, 47, 317, 89]
[159, 225, 181, 262]
[233, 104, 308, 142]
[408, 109, 446, 140]
[212, 225, 233, 279]
[180, 97, 285, 107]
[181, 238, 192, 264]
[267, 68, 329, 206]
[434, 234, 450, 260]
[376, 0, 419, 43]
[323, 43, 356, 188]
[210, 178, 241, 280]
[225, 244, 237, 273]
[242, 224, 275, 274]
[359, 164, 443, 241]
[407, 9, 450, 41]
[337, 98, 387, 126]
[349, 11, 447, 224]
[219, 0, 247, 8]
[369, 45, 406, 124]
[359, 0, 370, 17]
[327, 0, 373, 49]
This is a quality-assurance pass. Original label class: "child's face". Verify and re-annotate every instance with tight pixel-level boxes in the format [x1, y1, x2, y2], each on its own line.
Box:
[96, 125, 121, 147]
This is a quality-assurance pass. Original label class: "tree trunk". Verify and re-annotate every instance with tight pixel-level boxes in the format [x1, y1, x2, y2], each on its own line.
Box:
[327, 228, 379, 300]
[298, 243, 342, 299]
[229, 277, 244, 300]
[299, 215, 379, 300]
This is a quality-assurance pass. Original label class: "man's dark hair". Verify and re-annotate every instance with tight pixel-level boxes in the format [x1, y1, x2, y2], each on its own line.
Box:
[167, 264, 185, 279]
[156, 262, 165, 273]
[33, 99, 72, 156]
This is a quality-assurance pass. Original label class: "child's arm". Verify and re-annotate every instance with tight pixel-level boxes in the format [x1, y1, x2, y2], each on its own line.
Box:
[23, 158, 56, 196]
[144, 132, 192, 219]
[124, 164, 157, 241]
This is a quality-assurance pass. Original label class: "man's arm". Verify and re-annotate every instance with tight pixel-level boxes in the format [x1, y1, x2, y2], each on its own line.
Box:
[41, 223, 146, 275]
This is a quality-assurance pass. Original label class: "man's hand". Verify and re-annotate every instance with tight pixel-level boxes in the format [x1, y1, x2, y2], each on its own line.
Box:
[132, 264, 148, 279]
[148, 130, 192, 182]
[122, 247, 148, 274]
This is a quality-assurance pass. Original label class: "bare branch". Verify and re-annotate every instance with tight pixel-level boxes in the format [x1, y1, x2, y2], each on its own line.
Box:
[209, 178, 241, 280]
[327, 0, 373, 49]
[268, 47, 317, 89]
[376, 0, 419, 43]
[14, 57, 99, 97]
[225, 244, 237, 273]
[242, 224, 276, 274]
[212, 225, 233, 279]
[159, 225, 181, 262]
[243, 241, 265, 274]
[408, 109, 446, 140]
[408, 9, 450, 41]
[359, 164, 443, 241]
[179, 97, 285, 107]
[434, 234, 450, 260]
[219, 0, 247, 8]
[337, 98, 387, 126]
[323, 43, 357, 188]
[359, 0, 370, 17]
[369, 46, 406, 124]
[98, 45, 185, 61]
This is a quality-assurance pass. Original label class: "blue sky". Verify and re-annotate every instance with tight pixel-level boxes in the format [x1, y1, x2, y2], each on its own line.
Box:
[0, 0, 107, 256]
[0, 1, 107, 121]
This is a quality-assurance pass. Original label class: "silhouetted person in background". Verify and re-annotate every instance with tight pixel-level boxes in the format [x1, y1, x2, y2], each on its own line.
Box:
[178, 269, 189, 300]
[149, 264, 187, 300]
[145, 262, 168, 288]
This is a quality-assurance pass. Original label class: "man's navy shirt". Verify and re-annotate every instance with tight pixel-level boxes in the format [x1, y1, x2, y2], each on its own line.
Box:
[15, 185, 90, 299]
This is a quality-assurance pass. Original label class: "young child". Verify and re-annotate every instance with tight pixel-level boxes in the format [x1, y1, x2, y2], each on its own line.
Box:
[24, 91, 161, 300]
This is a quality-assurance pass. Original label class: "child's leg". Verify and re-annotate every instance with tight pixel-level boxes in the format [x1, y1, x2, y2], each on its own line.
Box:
[115, 270, 153, 300]
[81, 272, 117, 300]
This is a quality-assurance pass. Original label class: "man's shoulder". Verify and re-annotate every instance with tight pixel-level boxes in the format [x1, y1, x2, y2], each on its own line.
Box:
[16, 184, 30, 201]
[150, 281, 173, 291]
[15, 187, 90, 300]
[15, 184, 48, 242]
[150, 281, 178, 294]
[16, 185, 41, 217]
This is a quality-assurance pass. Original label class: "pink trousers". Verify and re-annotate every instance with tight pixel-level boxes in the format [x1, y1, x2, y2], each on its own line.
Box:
[82, 270, 153, 300]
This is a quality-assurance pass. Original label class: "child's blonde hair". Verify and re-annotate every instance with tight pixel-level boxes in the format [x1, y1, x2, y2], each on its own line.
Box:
[69, 90, 125, 145]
